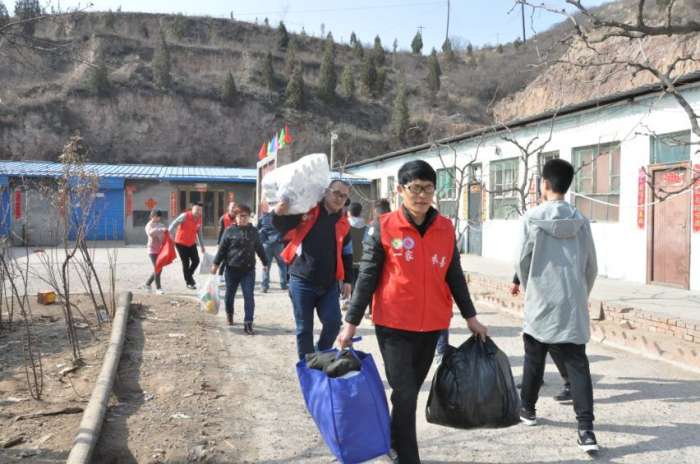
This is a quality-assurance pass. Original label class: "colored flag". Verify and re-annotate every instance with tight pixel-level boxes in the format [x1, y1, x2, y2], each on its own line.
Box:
[278, 128, 286, 149]
[284, 124, 293, 145]
[258, 142, 267, 160]
[155, 232, 177, 275]
[270, 135, 277, 154]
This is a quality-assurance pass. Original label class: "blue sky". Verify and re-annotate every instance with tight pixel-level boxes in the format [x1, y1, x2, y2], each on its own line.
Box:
[55, 0, 611, 51]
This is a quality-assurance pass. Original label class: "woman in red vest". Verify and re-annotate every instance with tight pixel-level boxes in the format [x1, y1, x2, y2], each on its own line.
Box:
[168, 202, 206, 289]
[337, 160, 487, 464]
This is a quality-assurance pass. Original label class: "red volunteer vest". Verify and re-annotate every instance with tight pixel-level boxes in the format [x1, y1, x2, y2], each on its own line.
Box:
[281, 205, 350, 281]
[174, 211, 202, 246]
[372, 210, 455, 332]
[222, 213, 236, 229]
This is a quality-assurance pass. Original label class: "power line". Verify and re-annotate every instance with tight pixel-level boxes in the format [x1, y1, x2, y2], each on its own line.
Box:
[234, 1, 443, 17]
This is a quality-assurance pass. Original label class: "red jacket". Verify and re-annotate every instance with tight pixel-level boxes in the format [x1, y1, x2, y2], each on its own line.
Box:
[174, 211, 202, 247]
[372, 210, 455, 331]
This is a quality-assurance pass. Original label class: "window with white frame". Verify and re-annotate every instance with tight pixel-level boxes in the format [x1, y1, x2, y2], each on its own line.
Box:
[538, 150, 559, 172]
[436, 167, 456, 200]
[650, 130, 691, 164]
[572, 142, 620, 222]
[490, 158, 519, 219]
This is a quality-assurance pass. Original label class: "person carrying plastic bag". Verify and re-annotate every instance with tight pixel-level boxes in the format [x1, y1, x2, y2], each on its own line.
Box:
[426, 336, 520, 429]
[337, 160, 488, 464]
[198, 275, 221, 315]
[296, 338, 391, 464]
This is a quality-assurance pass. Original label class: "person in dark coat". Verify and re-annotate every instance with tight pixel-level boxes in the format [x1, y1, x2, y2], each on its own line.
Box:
[212, 204, 268, 333]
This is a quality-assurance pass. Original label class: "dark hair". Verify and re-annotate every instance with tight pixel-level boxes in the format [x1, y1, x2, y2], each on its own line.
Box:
[373, 199, 391, 214]
[193, 202, 204, 207]
[236, 204, 252, 215]
[398, 160, 436, 186]
[329, 179, 351, 189]
[542, 158, 574, 194]
[150, 209, 162, 218]
[348, 202, 363, 217]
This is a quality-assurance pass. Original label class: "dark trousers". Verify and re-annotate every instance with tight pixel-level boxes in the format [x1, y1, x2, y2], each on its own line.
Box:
[521, 333, 594, 430]
[436, 329, 449, 355]
[375, 325, 441, 464]
[288, 276, 341, 360]
[224, 268, 256, 323]
[145, 253, 162, 289]
[175, 243, 199, 286]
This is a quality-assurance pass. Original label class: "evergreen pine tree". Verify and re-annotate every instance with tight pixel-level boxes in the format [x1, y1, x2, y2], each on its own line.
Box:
[284, 39, 298, 76]
[467, 43, 473, 56]
[14, 0, 41, 36]
[372, 35, 385, 66]
[277, 21, 289, 49]
[442, 38, 455, 62]
[153, 31, 172, 89]
[0, 2, 9, 28]
[392, 38, 398, 67]
[285, 65, 305, 109]
[392, 80, 409, 142]
[411, 31, 423, 55]
[360, 55, 377, 96]
[349, 31, 357, 46]
[497, 43, 504, 54]
[353, 40, 364, 60]
[318, 38, 337, 101]
[339, 64, 355, 99]
[222, 71, 237, 106]
[88, 60, 111, 97]
[263, 51, 275, 90]
[374, 67, 386, 97]
[427, 48, 442, 92]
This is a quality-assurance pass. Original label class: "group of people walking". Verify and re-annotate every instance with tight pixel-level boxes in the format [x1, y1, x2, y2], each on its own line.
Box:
[142, 157, 599, 463]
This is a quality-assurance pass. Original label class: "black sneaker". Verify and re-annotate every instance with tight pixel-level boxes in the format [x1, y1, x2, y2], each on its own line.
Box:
[519, 407, 537, 426]
[554, 386, 572, 402]
[186, 283, 197, 290]
[577, 430, 599, 453]
[226, 314, 233, 326]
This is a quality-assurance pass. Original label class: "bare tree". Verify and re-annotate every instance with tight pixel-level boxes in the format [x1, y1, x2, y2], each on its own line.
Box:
[516, 0, 700, 194]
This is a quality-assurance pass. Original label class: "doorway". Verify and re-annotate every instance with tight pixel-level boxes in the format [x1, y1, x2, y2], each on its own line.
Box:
[179, 189, 228, 239]
[647, 163, 691, 289]
[467, 183, 483, 256]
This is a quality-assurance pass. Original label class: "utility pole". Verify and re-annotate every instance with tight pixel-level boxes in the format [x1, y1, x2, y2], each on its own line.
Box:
[445, 0, 450, 42]
[521, 1, 527, 43]
[330, 132, 339, 171]
[417, 25, 425, 36]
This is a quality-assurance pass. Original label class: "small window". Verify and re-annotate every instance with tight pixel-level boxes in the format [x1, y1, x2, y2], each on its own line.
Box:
[133, 210, 169, 227]
[573, 142, 620, 222]
[436, 167, 456, 200]
[468, 164, 482, 184]
[650, 130, 691, 164]
[490, 158, 519, 220]
[538, 150, 559, 172]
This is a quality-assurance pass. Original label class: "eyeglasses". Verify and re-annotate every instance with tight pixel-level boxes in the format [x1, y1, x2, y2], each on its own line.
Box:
[329, 189, 349, 200]
[403, 184, 436, 196]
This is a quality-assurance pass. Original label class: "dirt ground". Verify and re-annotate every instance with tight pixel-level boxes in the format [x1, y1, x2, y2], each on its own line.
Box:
[5, 247, 700, 463]
[0, 296, 110, 463]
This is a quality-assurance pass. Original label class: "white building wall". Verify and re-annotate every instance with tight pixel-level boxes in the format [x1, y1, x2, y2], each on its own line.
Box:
[348, 85, 700, 291]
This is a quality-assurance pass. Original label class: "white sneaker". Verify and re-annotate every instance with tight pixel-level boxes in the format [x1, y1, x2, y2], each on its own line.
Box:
[139, 284, 152, 292]
[155, 289, 165, 295]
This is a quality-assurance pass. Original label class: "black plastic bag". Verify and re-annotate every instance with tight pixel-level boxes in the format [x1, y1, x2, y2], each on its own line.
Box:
[426, 336, 520, 429]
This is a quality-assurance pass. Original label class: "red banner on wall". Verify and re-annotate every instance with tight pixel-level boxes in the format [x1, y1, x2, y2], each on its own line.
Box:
[170, 192, 178, 217]
[637, 168, 647, 229]
[125, 186, 135, 217]
[14, 189, 22, 220]
[693, 164, 700, 233]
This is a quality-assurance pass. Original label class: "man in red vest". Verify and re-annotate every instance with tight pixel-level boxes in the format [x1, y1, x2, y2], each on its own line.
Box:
[168, 202, 206, 289]
[217, 201, 238, 244]
[337, 160, 487, 464]
[272, 179, 353, 360]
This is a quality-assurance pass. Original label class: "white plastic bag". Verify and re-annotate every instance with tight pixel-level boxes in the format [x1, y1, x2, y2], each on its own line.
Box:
[198, 275, 221, 315]
[199, 252, 214, 275]
[261, 153, 330, 214]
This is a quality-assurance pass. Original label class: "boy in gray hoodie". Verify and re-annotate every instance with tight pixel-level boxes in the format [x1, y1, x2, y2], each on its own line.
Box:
[514, 159, 599, 453]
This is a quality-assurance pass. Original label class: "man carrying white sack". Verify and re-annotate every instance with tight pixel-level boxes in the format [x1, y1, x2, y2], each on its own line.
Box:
[272, 179, 354, 361]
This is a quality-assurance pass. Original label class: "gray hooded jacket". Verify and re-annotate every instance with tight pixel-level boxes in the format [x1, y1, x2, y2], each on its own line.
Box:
[515, 200, 597, 344]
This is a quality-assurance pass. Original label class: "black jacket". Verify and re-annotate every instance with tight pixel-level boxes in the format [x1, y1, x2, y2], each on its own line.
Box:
[272, 203, 353, 288]
[257, 212, 283, 245]
[214, 224, 268, 272]
[345, 206, 477, 326]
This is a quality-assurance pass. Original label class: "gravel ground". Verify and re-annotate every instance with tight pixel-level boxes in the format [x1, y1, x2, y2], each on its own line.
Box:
[11, 246, 700, 463]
